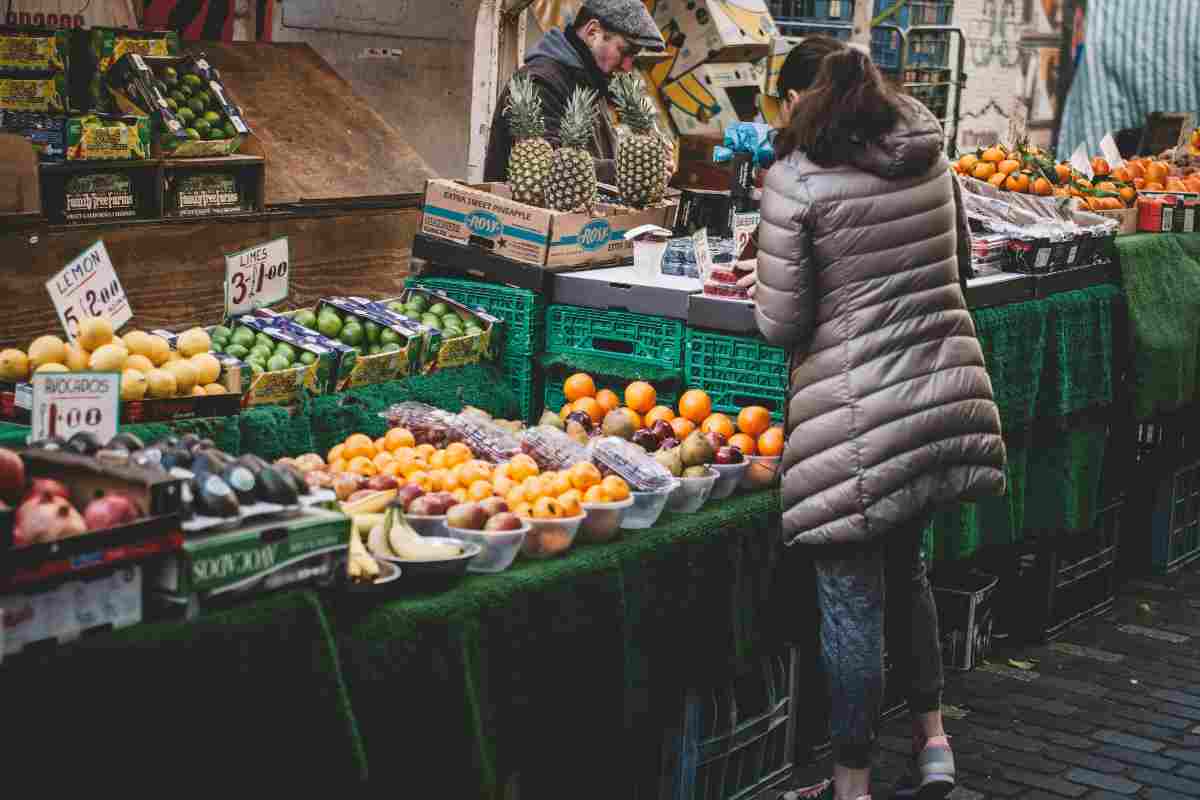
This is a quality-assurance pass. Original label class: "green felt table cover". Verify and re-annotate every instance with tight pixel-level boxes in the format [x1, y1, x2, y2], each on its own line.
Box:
[1115, 233, 1200, 420]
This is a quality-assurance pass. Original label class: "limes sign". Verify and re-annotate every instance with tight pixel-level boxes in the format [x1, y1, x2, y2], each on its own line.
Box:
[225, 237, 289, 316]
[691, 227, 714, 280]
[45, 240, 132, 343]
[30, 371, 120, 446]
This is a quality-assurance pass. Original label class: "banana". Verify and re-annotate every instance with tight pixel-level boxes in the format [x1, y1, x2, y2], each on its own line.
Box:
[340, 488, 397, 516]
[353, 512, 386, 537]
[386, 507, 462, 561]
[347, 528, 380, 581]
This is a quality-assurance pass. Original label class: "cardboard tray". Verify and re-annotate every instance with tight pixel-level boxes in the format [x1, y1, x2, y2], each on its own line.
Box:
[412, 232, 562, 293]
[963, 272, 1036, 309]
[550, 266, 700, 320]
[687, 294, 759, 334]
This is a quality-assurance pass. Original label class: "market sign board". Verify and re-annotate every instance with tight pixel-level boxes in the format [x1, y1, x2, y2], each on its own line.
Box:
[45, 240, 132, 342]
[224, 236, 289, 317]
[30, 371, 120, 445]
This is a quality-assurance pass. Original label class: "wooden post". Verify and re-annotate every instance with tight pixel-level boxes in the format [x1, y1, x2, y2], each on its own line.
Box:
[467, 0, 534, 183]
[850, 0, 874, 46]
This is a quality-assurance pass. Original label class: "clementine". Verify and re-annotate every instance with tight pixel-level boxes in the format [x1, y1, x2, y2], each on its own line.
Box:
[344, 433, 375, 460]
[1091, 156, 1110, 176]
[980, 146, 1005, 163]
[563, 372, 596, 402]
[1032, 177, 1053, 196]
[989, 172, 1007, 188]
[737, 405, 772, 436]
[572, 396, 604, 423]
[595, 388, 621, 414]
[757, 427, 785, 457]
[1147, 161, 1169, 185]
[997, 158, 1020, 176]
[669, 417, 697, 439]
[644, 405, 676, 426]
[624, 381, 658, 414]
[384, 427, 415, 451]
[678, 389, 713, 424]
[973, 162, 997, 181]
[557, 489, 583, 517]
[347, 456, 378, 477]
[468, 480, 494, 501]
[957, 154, 978, 173]
[583, 485, 611, 504]
[1054, 163, 1072, 183]
[729, 433, 758, 456]
[701, 413, 735, 439]
[327, 443, 346, 465]
[569, 462, 603, 491]
[532, 496, 566, 519]
[600, 475, 631, 501]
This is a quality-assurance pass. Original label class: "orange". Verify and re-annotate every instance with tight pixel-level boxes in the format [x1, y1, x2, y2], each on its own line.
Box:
[1032, 177, 1053, 196]
[348, 456, 378, 477]
[957, 154, 978, 173]
[372, 451, 394, 470]
[1186, 176, 1200, 194]
[444, 441, 473, 466]
[757, 427, 785, 457]
[557, 489, 583, 517]
[678, 389, 712, 424]
[468, 480, 494, 501]
[1119, 186, 1137, 204]
[401, 461, 428, 479]
[624, 381, 658, 414]
[700, 413, 735, 439]
[382, 461, 404, 478]
[509, 453, 540, 481]
[384, 427, 415, 451]
[1126, 161, 1146, 180]
[1054, 163, 1072, 183]
[595, 388, 621, 414]
[644, 405, 675, 426]
[670, 417, 696, 439]
[989, 172, 1008, 188]
[729, 433, 758, 455]
[436, 468, 459, 492]
[428, 449, 448, 470]
[506, 486, 528, 508]
[980, 146, 1005, 163]
[344, 433, 375, 460]
[600, 475, 630, 501]
[737, 406, 772, 437]
[458, 461, 489, 487]
[532, 496, 566, 519]
[1095, 181, 1117, 193]
[327, 443, 346, 465]
[997, 158, 1021, 176]
[408, 470, 433, 492]
[492, 462, 512, 482]
[583, 485, 611, 504]
[374, 437, 388, 454]
[452, 488, 469, 503]
[393, 446, 416, 463]
[1091, 157, 1110, 176]
[621, 408, 643, 430]
[512, 501, 534, 519]
[492, 475, 516, 497]
[1111, 166, 1132, 183]
[563, 372, 597, 402]
[1167, 178, 1188, 192]
[1145, 181, 1164, 191]
[569, 462, 603, 491]
[521, 475, 546, 500]
[1147, 161, 1169, 185]
[573, 396, 604, 423]
[559, 403, 573, 421]
[415, 443, 437, 460]
[330, 458, 348, 475]
[1004, 172, 1030, 193]
[548, 471, 573, 497]
[972, 162, 997, 181]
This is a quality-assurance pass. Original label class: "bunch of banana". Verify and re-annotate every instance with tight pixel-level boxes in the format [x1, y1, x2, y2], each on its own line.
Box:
[347, 528, 381, 582]
[366, 506, 462, 561]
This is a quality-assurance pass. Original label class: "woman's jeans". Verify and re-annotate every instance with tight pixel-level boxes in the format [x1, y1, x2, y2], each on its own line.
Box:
[812, 517, 944, 769]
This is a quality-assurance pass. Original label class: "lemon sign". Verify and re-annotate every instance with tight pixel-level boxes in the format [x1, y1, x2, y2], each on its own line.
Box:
[45, 240, 132, 343]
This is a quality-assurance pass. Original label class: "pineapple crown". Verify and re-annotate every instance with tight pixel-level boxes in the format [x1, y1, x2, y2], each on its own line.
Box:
[611, 73, 656, 135]
[559, 85, 599, 151]
[504, 73, 546, 141]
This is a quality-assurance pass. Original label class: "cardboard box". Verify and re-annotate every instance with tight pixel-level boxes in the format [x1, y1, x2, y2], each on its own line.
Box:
[6, 370, 240, 424]
[0, 26, 70, 73]
[651, 0, 776, 83]
[661, 62, 764, 138]
[1093, 206, 1139, 236]
[0, 109, 64, 162]
[133, 53, 253, 158]
[39, 165, 158, 225]
[148, 507, 347, 620]
[551, 265, 700, 320]
[88, 27, 180, 113]
[308, 297, 432, 385]
[420, 179, 678, 271]
[65, 113, 151, 160]
[164, 166, 257, 218]
[386, 288, 500, 371]
[222, 314, 358, 403]
[0, 69, 66, 112]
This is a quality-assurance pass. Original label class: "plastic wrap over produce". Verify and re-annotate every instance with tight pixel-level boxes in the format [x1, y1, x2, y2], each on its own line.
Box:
[588, 436, 676, 492]
[447, 412, 520, 463]
[519, 425, 590, 472]
[661, 235, 736, 278]
[381, 401, 455, 446]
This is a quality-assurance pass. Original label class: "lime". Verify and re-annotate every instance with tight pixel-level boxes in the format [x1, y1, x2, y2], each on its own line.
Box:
[188, 97, 206, 115]
[202, 111, 222, 126]
[183, 73, 204, 88]
[364, 321, 381, 345]
[273, 342, 296, 362]
[170, 90, 188, 105]
[223, 121, 238, 138]
[193, 118, 211, 136]
[267, 354, 291, 372]
[339, 322, 364, 347]
[232, 327, 255, 347]
[293, 309, 317, 329]
[248, 362, 264, 377]
[162, 66, 178, 83]
[184, 128, 201, 141]
[428, 302, 449, 316]
[206, 127, 225, 141]
[387, 301, 405, 314]
[298, 351, 317, 366]
[367, 344, 381, 356]
[407, 295, 429, 314]
[176, 106, 195, 125]
[249, 345, 273, 362]
[380, 342, 401, 353]
[165, 98, 178, 112]
[156, 80, 169, 95]
[421, 313, 442, 328]
[254, 334, 275, 351]
[225, 343, 249, 359]
[317, 313, 342, 338]
[211, 325, 232, 341]
[379, 328, 401, 346]
[177, 82, 193, 98]
[195, 90, 211, 107]
[210, 341, 224, 354]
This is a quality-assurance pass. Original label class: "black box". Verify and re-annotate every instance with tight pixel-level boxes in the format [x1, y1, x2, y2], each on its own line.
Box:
[550, 266, 697, 320]
[673, 187, 732, 237]
[687, 293, 758, 334]
[933, 568, 999, 671]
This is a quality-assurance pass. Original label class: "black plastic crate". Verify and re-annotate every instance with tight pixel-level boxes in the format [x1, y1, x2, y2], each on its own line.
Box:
[1130, 456, 1200, 575]
[932, 567, 999, 671]
[662, 648, 797, 800]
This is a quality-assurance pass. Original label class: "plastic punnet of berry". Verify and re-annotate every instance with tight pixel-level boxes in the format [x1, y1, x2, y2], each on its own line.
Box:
[587, 436, 676, 491]
[381, 401, 454, 447]
[447, 412, 521, 463]
[519, 425, 591, 472]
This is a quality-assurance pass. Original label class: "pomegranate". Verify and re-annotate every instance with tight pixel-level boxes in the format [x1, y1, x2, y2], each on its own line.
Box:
[27, 477, 69, 502]
[14, 493, 86, 547]
[0, 448, 24, 503]
[83, 493, 141, 531]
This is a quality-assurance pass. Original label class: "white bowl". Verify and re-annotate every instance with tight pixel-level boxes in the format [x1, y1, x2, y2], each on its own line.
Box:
[738, 456, 782, 490]
[578, 497, 635, 544]
[447, 524, 530, 573]
[519, 514, 586, 559]
[407, 514, 448, 538]
[622, 481, 679, 529]
[709, 461, 749, 500]
[667, 468, 718, 513]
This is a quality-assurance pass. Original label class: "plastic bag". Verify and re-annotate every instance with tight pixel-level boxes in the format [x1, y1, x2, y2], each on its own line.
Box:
[448, 412, 520, 463]
[519, 426, 590, 472]
[588, 436, 676, 491]
[380, 401, 454, 446]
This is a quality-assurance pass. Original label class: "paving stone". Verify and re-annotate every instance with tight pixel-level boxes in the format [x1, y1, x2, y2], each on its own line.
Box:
[1009, 693, 1080, 716]
[976, 745, 1068, 775]
[1082, 794, 1135, 800]
[1002, 767, 1089, 796]
[1042, 744, 1126, 774]
[1038, 675, 1112, 698]
[1107, 706, 1193, 730]
[961, 727, 1045, 754]
[1152, 689, 1200, 709]
[1049, 642, 1126, 663]
[1161, 747, 1200, 767]
[1091, 744, 1178, 771]
[1141, 789, 1198, 800]
[960, 776, 1024, 796]
[1119, 722, 1189, 745]
[945, 789, 983, 800]
[1064, 768, 1142, 795]
[1130, 767, 1200, 796]
[1091, 730, 1166, 752]
[1178, 764, 1200, 781]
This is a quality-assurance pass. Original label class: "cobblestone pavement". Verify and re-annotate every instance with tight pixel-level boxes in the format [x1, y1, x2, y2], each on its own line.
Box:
[789, 564, 1200, 799]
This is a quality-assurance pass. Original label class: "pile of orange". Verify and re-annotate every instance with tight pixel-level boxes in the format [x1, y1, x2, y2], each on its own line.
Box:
[953, 144, 1150, 210]
[558, 374, 786, 457]
[328, 430, 490, 500]
[493, 454, 631, 518]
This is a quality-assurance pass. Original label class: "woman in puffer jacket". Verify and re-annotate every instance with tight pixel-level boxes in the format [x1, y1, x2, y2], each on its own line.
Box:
[754, 44, 1007, 800]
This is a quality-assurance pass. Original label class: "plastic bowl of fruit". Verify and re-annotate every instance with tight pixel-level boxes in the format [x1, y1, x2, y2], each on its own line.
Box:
[622, 481, 679, 529]
[709, 460, 749, 500]
[519, 514, 586, 559]
[578, 497, 635, 544]
[667, 468, 719, 513]
[738, 456, 782, 491]
[447, 523, 530, 573]
[406, 513, 448, 537]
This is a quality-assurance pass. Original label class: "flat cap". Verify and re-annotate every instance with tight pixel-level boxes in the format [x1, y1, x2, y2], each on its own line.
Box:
[582, 0, 666, 51]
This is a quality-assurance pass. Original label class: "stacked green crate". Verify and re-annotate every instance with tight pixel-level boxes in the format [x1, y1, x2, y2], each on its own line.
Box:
[684, 328, 788, 422]
[406, 276, 545, 422]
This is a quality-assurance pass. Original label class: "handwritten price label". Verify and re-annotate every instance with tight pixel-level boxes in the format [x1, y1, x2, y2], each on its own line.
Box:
[31, 372, 120, 445]
[225, 237, 289, 316]
[692, 227, 714, 280]
[45, 241, 132, 343]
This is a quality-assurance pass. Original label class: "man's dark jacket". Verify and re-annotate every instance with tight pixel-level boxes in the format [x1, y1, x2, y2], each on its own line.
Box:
[483, 27, 618, 185]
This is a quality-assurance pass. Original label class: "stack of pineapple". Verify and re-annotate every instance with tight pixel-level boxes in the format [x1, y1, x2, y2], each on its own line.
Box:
[504, 72, 667, 213]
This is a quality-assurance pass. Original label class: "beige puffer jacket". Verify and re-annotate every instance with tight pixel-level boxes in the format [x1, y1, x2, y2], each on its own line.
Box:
[755, 97, 1006, 547]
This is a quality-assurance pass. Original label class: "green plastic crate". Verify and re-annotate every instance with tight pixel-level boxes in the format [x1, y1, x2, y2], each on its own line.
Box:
[502, 351, 542, 425]
[685, 329, 788, 421]
[407, 276, 545, 356]
[545, 305, 684, 369]
[544, 378, 679, 420]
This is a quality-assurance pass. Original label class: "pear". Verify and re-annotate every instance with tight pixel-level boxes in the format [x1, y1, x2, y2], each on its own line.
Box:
[654, 445, 684, 477]
[681, 430, 715, 468]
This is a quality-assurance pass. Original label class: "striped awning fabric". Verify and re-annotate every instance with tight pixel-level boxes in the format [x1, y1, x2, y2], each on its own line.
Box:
[1057, 0, 1200, 160]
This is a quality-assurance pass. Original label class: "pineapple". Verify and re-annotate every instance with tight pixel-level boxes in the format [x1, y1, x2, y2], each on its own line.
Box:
[545, 86, 599, 213]
[504, 73, 553, 207]
[611, 73, 667, 209]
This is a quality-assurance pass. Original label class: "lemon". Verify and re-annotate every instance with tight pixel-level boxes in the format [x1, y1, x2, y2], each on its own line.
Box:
[78, 316, 114, 352]
[121, 368, 147, 401]
[202, 383, 226, 394]
[191, 385, 207, 396]
[89, 343, 128, 372]
[189, 352, 221, 385]
[64, 344, 90, 371]
[164, 359, 197, 394]
[125, 354, 154, 373]
[34, 363, 69, 374]
[0, 348, 29, 381]
[166, 350, 183, 363]
[145, 368, 177, 399]
[146, 335, 171, 366]
[28, 335, 67, 370]
[177, 327, 211, 357]
[122, 330, 155, 358]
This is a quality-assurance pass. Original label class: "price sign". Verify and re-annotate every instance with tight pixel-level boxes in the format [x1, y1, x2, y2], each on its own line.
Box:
[1006, 96, 1029, 149]
[692, 227, 714, 280]
[1069, 142, 1094, 180]
[45, 241, 132, 343]
[225, 237, 289, 316]
[733, 211, 760, 259]
[30, 372, 120, 446]
[1099, 132, 1125, 169]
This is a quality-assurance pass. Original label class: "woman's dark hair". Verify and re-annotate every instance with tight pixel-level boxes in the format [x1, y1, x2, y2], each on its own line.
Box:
[776, 35, 847, 97]
[775, 47, 901, 165]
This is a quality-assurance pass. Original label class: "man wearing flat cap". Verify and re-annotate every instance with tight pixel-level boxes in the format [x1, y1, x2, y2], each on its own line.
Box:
[484, 0, 666, 186]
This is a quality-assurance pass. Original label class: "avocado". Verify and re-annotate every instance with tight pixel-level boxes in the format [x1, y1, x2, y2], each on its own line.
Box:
[190, 450, 225, 477]
[67, 431, 104, 456]
[237, 453, 270, 473]
[106, 432, 145, 452]
[275, 462, 310, 497]
[256, 466, 299, 505]
[193, 474, 240, 518]
[221, 464, 258, 505]
[178, 433, 201, 451]
[159, 447, 193, 470]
